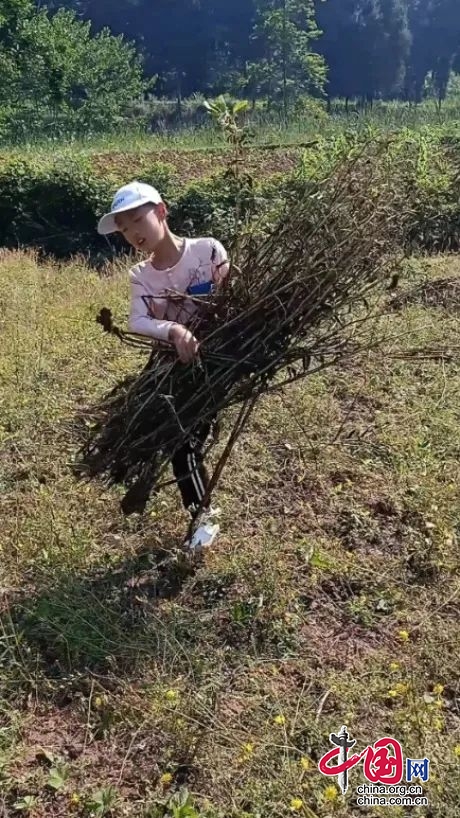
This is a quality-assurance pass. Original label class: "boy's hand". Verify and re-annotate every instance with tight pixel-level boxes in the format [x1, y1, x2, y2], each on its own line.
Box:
[169, 324, 200, 363]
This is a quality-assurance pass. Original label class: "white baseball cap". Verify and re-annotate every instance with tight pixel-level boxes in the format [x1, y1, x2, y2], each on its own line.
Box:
[97, 181, 163, 235]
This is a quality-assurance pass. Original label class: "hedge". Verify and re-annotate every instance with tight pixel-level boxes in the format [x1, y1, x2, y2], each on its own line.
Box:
[0, 130, 459, 261]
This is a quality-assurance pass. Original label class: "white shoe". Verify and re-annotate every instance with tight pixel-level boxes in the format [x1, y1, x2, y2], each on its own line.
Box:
[186, 507, 221, 552]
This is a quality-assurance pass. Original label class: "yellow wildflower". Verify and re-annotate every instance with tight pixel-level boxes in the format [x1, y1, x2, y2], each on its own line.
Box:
[94, 696, 103, 708]
[290, 798, 304, 811]
[324, 784, 338, 802]
[300, 757, 311, 771]
[70, 793, 80, 805]
[398, 630, 410, 642]
[453, 745, 460, 758]
[388, 689, 398, 698]
[433, 683, 444, 696]
[274, 714, 286, 726]
[237, 743, 255, 764]
[390, 662, 400, 672]
[165, 689, 179, 702]
[434, 699, 444, 709]
[160, 773, 173, 787]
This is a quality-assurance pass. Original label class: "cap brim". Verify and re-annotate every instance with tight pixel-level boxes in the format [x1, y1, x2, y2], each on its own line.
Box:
[97, 213, 118, 235]
[97, 196, 155, 235]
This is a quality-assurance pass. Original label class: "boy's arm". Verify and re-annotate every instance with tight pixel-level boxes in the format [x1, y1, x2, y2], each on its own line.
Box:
[128, 272, 198, 362]
[185, 240, 230, 298]
[211, 239, 230, 286]
[128, 274, 175, 342]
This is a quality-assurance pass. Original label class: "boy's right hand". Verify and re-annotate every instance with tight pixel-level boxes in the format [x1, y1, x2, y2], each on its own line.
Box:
[169, 324, 200, 363]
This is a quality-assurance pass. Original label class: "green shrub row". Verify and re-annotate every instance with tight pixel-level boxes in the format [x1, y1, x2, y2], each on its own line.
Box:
[0, 159, 112, 260]
[0, 129, 459, 261]
[0, 157, 182, 261]
[0, 156, 281, 261]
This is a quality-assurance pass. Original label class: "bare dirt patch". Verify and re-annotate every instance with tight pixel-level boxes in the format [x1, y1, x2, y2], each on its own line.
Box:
[90, 146, 302, 185]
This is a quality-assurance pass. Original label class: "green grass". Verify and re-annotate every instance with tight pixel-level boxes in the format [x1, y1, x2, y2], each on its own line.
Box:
[4, 96, 460, 157]
[1, 249, 460, 816]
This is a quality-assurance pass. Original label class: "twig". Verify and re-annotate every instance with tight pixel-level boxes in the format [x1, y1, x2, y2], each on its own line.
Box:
[83, 678, 95, 754]
[315, 690, 332, 724]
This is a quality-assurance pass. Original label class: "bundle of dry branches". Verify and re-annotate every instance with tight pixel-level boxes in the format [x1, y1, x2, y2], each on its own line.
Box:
[75, 139, 412, 514]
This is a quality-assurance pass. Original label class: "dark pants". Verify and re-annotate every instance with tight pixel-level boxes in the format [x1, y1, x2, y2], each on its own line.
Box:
[172, 422, 212, 513]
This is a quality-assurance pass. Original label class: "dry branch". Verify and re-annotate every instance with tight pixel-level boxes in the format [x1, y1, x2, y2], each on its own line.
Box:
[74, 139, 412, 514]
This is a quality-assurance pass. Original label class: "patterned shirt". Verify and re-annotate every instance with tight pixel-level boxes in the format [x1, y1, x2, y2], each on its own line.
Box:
[128, 237, 229, 342]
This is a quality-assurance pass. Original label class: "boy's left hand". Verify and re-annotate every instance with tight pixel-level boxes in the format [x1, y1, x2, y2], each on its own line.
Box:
[169, 324, 200, 363]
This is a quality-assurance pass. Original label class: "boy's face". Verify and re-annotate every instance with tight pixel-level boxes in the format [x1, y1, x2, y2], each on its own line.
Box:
[115, 202, 166, 252]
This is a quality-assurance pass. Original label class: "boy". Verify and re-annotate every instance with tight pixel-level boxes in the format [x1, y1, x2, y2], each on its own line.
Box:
[97, 181, 229, 551]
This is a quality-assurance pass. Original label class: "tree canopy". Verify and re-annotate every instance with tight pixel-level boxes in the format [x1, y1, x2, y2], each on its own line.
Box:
[1, 0, 460, 141]
[0, 0, 147, 139]
[41, 0, 460, 104]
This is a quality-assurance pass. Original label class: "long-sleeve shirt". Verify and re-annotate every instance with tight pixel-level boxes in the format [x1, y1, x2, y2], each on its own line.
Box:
[128, 236, 229, 342]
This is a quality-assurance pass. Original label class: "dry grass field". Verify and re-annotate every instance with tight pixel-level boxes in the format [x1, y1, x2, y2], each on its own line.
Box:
[0, 249, 459, 817]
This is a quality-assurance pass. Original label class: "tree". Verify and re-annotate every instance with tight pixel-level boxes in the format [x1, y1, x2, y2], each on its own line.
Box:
[351, 0, 383, 103]
[317, 0, 410, 105]
[405, 0, 436, 102]
[429, 0, 460, 105]
[316, 0, 360, 104]
[54, 0, 208, 99]
[405, 0, 460, 104]
[377, 0, 411, 97]
[32, 0, 460, 107]
[0, 1, 149, 138]
[246, 0, 327, 117]
[200, 0, 256, 95]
